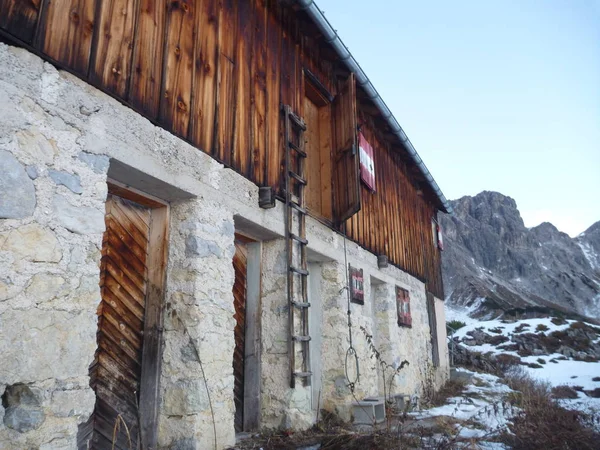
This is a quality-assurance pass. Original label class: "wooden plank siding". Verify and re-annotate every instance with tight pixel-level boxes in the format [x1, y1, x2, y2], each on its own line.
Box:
[0, 0, 444, 298]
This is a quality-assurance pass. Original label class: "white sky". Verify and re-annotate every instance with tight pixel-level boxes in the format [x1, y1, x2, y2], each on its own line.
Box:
[317, 0, 600, 236]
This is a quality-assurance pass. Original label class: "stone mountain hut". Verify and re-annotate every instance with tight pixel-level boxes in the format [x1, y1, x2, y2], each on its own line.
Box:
[0, 0, 452, 448]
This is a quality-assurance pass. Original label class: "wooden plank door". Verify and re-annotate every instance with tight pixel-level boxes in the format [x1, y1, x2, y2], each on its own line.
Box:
[232, 236, 248, 433]
[78, 187, 168, 450]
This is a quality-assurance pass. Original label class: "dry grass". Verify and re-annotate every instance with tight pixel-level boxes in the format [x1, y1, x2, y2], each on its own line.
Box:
[428, 378, 468, 407]
[551, 385, 579, 399]
[501, 367, 600, 450]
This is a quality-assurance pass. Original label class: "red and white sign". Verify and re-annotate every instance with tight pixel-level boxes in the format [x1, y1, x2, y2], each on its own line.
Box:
[437, 224, 444, 251]
[359, 132, 376, 191]
[349, 265, 364, 305]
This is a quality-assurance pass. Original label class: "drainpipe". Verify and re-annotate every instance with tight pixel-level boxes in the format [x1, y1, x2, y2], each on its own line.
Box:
[295, 0, 453, 214]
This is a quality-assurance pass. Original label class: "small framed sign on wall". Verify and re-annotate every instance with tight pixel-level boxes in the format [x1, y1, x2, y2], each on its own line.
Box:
[396, 286, 412, 327]
[349, 265, 364, 304]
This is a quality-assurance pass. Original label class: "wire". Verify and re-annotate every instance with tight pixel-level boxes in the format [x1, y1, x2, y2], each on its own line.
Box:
[341, 222, 360, 392]
[181, 320, 218, 450]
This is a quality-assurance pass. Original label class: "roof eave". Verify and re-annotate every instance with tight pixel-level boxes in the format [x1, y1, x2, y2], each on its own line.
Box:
[295, 0, 453, 214]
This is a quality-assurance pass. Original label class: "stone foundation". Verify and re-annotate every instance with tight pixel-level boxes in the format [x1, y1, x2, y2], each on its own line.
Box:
[0, 43, 449, 449]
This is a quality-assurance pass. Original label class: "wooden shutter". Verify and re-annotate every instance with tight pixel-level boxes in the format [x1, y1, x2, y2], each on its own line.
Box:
[332, 73, 361, 223]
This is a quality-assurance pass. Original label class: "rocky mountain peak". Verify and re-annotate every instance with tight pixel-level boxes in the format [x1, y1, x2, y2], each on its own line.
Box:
[441, 192, 600, 321]
[531, 222, 571, 243]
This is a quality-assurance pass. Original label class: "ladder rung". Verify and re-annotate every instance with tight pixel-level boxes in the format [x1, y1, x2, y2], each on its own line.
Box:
[289, 201, 306, 215]
[292, 301, 311, 308]
[290, 233, 308, 245]
[290, 266, 309, 276]
[289, 114, 306, 131]
[294, 371, 312, 378]
[289, 170, 307, 185]
[293, 335, 311, 342]
[289, 141, 307, 157]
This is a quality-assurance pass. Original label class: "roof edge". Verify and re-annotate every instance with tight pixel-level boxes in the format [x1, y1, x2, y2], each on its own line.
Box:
[295, 0, 453, 214]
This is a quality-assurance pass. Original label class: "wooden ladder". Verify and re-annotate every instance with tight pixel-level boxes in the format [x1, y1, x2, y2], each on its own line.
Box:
[283, 104, 311, 388]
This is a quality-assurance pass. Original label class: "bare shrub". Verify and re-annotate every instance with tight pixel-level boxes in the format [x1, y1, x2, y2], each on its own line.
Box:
[428, 378, 468, 407]
[585, 388, 600, 398]
[551, 317, 567, 326]
[536, 323, 549, 332]
[514, 323, 530, 333]
[551, 385, 579, 399]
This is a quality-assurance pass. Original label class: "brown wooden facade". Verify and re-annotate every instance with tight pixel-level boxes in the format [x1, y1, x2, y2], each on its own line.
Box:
[0, 0, 445, 298]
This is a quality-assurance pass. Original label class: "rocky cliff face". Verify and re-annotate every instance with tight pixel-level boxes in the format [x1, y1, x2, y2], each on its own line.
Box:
[440, 191, 600, 320]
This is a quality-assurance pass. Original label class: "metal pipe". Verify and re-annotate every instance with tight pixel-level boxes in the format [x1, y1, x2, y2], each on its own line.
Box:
[295, 0, 453, 214]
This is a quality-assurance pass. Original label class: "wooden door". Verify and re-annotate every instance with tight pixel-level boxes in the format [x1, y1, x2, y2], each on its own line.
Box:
[78, 187, 168, 450]
[332, 73, 360, 224]
[303, 95, 333, 221]
[232, 237, 248, 433]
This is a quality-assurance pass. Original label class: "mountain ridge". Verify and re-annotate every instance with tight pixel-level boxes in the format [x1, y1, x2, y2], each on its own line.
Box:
[440, 191, 600, 321]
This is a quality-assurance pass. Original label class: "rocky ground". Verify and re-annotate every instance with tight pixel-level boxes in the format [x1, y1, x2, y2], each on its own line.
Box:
[447, 310, 600, 414]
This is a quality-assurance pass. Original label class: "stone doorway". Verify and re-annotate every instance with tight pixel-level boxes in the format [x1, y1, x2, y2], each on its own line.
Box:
[78, 182, 169, 450]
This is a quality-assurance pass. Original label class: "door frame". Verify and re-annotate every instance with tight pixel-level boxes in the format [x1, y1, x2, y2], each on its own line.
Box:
[106, 179, 170, 449]
[231, 232, 262, 432]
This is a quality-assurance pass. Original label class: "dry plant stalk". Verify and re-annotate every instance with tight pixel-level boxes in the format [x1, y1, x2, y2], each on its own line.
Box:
[112, 413, 133, 450]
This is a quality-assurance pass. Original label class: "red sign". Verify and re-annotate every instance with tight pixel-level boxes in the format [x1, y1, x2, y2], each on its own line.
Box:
[396, 286, 412, 327]
[359, 132, 376, 191]
[349, 266, 364, 304]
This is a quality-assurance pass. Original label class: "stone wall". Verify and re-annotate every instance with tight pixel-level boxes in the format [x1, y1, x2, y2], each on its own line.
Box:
[0, 45, 108, 448]
[0, 42, 449, 449]
[259, 232, 450, 425]
[157, 199, 237, 449]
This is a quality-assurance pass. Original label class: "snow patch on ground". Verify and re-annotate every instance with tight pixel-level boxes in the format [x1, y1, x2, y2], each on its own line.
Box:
[448, 314, 600, 414]
[445, 299, 486, 327]
[411, 369, 514, 442]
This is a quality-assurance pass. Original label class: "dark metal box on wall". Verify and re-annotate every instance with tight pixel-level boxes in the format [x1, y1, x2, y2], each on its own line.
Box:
[349, 265, 364, 304]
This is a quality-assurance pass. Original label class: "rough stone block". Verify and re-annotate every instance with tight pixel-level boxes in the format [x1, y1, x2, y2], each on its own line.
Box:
[77, 152, 109, 174]
[53, 194, 105, 235]
[16, 128, 57, 165]
[50, 388, 95, 417]
[48, 170, 83, 194]
[2, 384, 45, 433]
[25, 273, 66, 303]
[185, 236, 222, 258]
[162, 380, 209, 415]
[25, 165, 39, 179]
[0, 149, 36, 219]
[0, 223, 62, 262]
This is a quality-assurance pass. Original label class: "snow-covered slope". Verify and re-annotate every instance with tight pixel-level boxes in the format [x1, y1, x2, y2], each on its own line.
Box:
[447, 311, 600, 413]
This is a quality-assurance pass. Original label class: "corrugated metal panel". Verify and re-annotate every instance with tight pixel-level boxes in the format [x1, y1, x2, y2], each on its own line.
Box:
[79, 195, 150, 450]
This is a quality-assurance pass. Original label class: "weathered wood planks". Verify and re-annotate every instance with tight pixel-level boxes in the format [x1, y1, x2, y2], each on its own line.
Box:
[190, 0, 220, 153]
[3, 0, 445, 298]
[0, 0, 42, 43]
[89, 0, 138, 97]
[159, 0, 196, 136]
[40, 0, 95, 75]
[129, 0, 166, 118]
